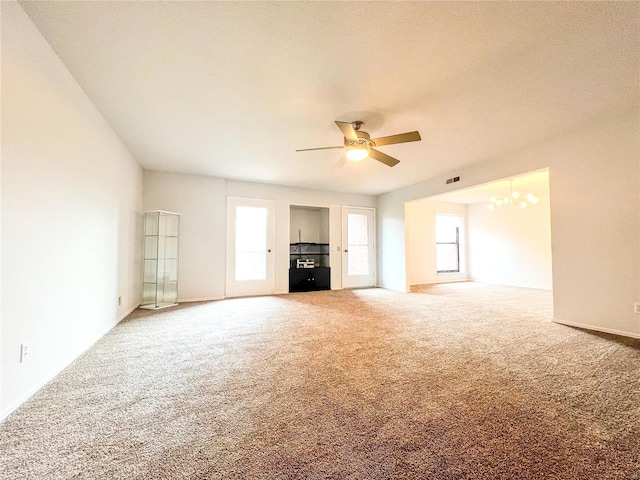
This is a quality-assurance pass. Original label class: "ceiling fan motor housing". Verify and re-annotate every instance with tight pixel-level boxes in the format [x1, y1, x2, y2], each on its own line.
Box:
[344, 130, 375, 148]
[296, 119, 420, 167]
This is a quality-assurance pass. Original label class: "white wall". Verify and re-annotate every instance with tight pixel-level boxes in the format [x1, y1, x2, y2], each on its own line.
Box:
[377, 188, 410, 291]
[319, 208, 330, 244]
[467, 182, 552, 289]
[405, 200, 468, 285]
[378, 114, 640, 338]
[290, 206, 329, 244]
[1, 2, 143, 418]
[549, 118, 639, 337]
[143, 171, 226, 302]
[226, 181, 376, 293]
[141, 174, 376, 298]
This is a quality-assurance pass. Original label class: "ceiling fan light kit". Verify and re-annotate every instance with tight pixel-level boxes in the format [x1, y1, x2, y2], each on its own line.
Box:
[296, 120, 421, 168]
[345, 144, 370, 161]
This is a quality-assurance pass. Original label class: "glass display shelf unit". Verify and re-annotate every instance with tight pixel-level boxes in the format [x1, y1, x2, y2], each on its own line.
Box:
[141, 211, 180, 310]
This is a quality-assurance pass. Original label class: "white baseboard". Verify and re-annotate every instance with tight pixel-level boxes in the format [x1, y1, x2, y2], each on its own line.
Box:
[409, 280, 469, 287]
[118, 303, 140, 322]
[178, 296, 224, 303]
[1, 302, 143, 423]
[1, 381, 52, 423]
[0, 305, 139, 423]
[377, 283, 410, 292]
[553, 319, 640, 340]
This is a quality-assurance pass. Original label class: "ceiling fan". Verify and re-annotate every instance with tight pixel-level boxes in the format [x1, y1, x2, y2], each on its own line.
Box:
[296, 121, 421, 168]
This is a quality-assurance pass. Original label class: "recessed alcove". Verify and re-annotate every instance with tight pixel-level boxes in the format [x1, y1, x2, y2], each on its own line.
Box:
[289, 205, 330, 292]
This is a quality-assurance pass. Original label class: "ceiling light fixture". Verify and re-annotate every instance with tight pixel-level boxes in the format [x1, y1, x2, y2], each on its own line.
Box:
[489, 179, 539, 210]
[345, 140, 371, 161]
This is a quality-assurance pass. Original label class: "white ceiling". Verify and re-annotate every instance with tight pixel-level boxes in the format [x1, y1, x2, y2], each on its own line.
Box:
[19, 1, 638, 196]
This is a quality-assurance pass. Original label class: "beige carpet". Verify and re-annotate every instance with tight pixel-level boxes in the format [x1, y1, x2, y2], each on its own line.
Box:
[1, 282, 639, 479]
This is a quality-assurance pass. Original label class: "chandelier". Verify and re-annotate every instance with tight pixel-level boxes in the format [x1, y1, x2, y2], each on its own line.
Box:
[489, 180, 539, 210]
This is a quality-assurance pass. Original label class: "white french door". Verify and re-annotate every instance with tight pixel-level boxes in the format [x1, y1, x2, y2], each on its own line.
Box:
[226, 197, 275, 297]
[342, 206, 376, 289]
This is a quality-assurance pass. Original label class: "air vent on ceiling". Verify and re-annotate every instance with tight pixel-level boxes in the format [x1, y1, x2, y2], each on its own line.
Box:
[446, 176, 460, 185]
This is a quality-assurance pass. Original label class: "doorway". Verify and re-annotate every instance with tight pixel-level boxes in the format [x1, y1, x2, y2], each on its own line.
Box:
[226, 197, 275, 297]
[342, 206, 376, 288]
[289, 205, 331, 292]
[404, 169, 552, 291]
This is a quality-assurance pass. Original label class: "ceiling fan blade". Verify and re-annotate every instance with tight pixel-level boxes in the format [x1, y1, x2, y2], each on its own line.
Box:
[369, 148, 400, 167]
[371, 131, 421, 147]
[296, 145, 344, 152]
[331, 155, 348, 171]
[335, 121, 358, 140]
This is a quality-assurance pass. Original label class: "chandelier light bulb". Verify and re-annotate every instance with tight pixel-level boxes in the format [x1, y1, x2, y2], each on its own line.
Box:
[488, 179, 540, 210]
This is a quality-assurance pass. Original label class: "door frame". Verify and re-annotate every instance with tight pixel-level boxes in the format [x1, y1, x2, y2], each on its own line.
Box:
[226, 197, 275, 298]
[341, 206, 376, 289]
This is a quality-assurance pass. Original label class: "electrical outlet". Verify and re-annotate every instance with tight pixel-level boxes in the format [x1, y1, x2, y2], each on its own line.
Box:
[20, 342, 30, 363]
[634, 303, 640, 315]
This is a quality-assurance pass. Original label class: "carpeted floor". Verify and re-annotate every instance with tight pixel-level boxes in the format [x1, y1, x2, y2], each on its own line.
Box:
[0, 282, 639, 479]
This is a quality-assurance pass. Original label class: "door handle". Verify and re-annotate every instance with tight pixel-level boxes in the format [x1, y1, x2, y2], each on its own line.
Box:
[268, 249, 271, 253]
[344, 249, 348, 253]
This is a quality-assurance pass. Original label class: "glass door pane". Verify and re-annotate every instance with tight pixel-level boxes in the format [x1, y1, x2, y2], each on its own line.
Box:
[347, 213, 370, 276]
[226, 197, 275, 298]
[235, 206, 267, 281]
[342, 207, 375, 289]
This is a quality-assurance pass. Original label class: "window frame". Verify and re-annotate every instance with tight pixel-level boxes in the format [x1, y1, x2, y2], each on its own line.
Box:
[435, 215, 461, 274]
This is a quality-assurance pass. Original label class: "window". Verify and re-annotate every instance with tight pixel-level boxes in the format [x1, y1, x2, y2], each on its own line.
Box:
[436, 214, 461, 273]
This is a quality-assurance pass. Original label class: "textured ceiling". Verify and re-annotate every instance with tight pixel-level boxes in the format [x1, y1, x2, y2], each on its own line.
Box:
[19, 1, 639, 196]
